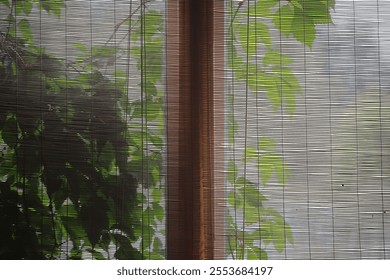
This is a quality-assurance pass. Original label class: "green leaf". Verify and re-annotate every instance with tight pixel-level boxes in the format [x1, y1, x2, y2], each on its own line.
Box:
[285, 223, 294, 245]
[227, 235, 238, 256]
[86, 248, 106, 260]
[153, 237, 163, 252]
[144, 10, 163, 40]
[227, 161, 238, 184]
[99, 142, 115, 170]
[15, 1, 24, 15]
[249, 0, 279, 18]
[248, 247, 268, 260]
[244, 202, 260, 224]
[144, 81, 158, 97]
[228, 117, 238, 144]
[238, 21, 257, 57]
[18, 19, 33, 43]
[2, 116, 18, 148]
[263, 73, 281, 109]
[244, 185, 267, 208]
[152, 188, 162, 202]
[258, 152, 277, 186]
[145, 100, 162, 121]
[275, 158, 289, 186]
[263, 50, 293, 67]
[244, 146, 257, 162]
[236, 177, 254, 189]
[273, 4, 294, 37]
[304, 0, 331, 24]
[271, 66, 302, 114]
[258, 137, 277, 151]
[324, 0, 336, 10]
[91, 45, 117, 58]
[228, 191, 243, 209]
[291, 0, 303, 10]
[272, 223, 286, 253]
[152, 202, 164, 222]
[23, 1, 33, 15]
[281, 83, 297, 115]
[291, 9, 316, 47]
[80, 197, 109, 246]
[0, 0, 10, 8]
[39, 0, 64, 18]
[256, 21, 271, 48]
[141, 223, 155, 249]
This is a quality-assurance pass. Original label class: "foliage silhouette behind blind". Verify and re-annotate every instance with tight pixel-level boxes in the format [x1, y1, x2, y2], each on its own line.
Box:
[0, 0, 166, 259]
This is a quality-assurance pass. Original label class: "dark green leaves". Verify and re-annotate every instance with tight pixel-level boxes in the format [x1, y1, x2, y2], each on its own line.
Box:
[80, 197, 109, 247]
[2, 116, 18, 148]
[0, 0, 167, 260]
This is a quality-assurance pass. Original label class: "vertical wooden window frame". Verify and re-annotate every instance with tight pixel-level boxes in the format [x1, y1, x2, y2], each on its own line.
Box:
[166, 0, 225, 259]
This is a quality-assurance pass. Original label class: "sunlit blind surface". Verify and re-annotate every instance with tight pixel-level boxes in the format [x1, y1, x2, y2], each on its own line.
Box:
[226, 0, 389, 259]
[0, 0, 166, 259]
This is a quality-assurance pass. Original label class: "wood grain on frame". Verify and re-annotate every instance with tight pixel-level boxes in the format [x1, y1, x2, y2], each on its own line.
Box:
[166, 0, 225, 260]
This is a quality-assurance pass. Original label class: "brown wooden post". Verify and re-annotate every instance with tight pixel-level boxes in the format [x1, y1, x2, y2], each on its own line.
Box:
[166, 0, 225, 259]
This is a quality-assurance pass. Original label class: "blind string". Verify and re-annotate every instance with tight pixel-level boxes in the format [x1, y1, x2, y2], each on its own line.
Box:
[64, 0, 70, 259]
[326, 0, 336, 259]
[352, 0, 362, 259]
[123, 0, 134, 257]
[140, 0, 145, 258]
[375, 0, 386, 259]
[113, 0, 119, 259]
[301, 0, 312, 259]
[277, 0, 287, 260]
[88, 0, 95, 259]
[254, 0, 264, 260]
[141, 0, 152, 259]
[241, 0, 251, 260]
[227, 0, 239, 260]
[12, 0, 24, 257]
[39, 2, 44, 258]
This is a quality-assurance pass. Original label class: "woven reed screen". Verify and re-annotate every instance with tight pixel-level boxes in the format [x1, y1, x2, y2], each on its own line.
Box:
[0, 0, 389, 260]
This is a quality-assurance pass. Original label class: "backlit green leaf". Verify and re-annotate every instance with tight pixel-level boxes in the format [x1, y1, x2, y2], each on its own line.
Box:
[273, 4, 294, 37]
[256, 21, 271, 48]
[258, 137, 277, 151]
[249, 0, 279, 18]
[244, 146, 258, 162]
[259, 152, 276, 186]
